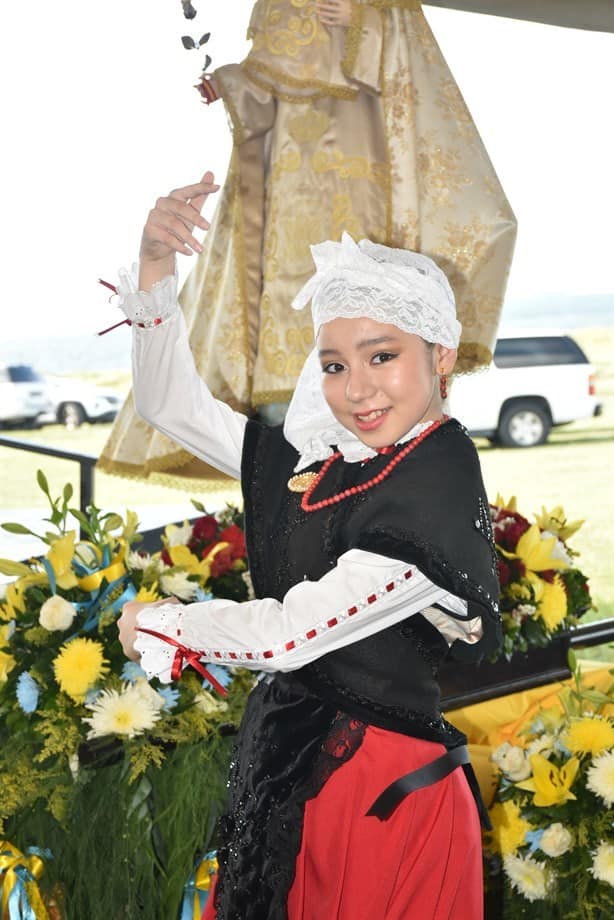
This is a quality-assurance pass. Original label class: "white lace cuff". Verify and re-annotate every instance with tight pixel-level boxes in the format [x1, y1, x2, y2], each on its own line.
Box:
[116, 263, 179, 328]
[133, 603, 186, 683]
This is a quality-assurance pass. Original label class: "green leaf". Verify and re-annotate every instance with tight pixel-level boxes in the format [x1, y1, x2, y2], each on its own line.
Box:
[2, 522, 34, 535]
[63, 483, 74, 503]
[567, 648, 578, 673]
[581, 690, 612, 706]
[36, 469, 50, 496]
[0, 559, 33, 577]
[102, 514, 124, 533]
[68, 509, 95, 538]
[190, 499, 207, 514]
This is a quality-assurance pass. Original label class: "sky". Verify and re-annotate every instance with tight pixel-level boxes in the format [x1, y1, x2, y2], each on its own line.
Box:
[3, 1, 613, 341]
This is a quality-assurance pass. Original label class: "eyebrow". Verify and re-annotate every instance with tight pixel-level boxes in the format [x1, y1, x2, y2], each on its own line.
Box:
[318, 335, 400, 358]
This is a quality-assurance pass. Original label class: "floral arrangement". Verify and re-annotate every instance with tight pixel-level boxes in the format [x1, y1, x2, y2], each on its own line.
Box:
[0, 472, 253, 920]
[490, 496, 593, 660]
[486, 651, 614, 917]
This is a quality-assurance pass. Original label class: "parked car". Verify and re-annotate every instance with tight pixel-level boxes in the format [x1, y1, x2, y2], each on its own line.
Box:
[0, 364, 54, 427]
[449, 330, 602, 447]
[40, 377, 123, 428]
[0, 364, 122, 429]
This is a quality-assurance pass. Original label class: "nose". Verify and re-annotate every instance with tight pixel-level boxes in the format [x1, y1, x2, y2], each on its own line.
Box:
[345, 365, 377, 404]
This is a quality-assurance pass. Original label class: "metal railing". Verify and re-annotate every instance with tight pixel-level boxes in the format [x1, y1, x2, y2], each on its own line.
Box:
[0, 436, 97, 535]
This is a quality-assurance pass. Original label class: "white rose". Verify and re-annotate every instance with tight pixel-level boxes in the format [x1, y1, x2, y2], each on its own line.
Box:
[540, 823, 573, 858]
[133, 678, 166, 712]
[39, 595, 77, 631]
[491, 742, 532, 781]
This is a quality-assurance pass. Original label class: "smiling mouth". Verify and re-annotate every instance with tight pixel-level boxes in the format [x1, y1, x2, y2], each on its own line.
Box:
[355, 408, 389, 422]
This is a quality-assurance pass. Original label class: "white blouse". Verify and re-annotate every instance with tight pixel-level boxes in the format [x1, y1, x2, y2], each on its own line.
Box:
[120, 269, 483, 683]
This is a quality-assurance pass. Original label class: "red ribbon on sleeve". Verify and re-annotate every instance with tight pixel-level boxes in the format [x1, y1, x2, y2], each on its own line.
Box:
[136, 627, 229, 696]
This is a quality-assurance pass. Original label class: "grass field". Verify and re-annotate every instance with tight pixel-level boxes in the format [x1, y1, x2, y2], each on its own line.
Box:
[1, 327, 612, 643]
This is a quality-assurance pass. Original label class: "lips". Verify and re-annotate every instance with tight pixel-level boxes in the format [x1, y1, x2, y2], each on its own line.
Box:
[353, 407, 390, 431]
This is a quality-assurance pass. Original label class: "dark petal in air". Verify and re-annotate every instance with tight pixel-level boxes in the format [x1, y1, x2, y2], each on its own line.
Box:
[181, 35, 196, 50]
[182, 1, 198, 19]
[199, 33, 211, 46]
[202, 54, 212, 72]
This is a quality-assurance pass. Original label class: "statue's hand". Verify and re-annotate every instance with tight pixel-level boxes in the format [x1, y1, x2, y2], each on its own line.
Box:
[316, 0, 352, 28]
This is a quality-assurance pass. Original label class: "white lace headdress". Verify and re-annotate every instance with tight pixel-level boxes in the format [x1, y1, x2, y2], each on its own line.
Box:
[283, 232, 461, 471]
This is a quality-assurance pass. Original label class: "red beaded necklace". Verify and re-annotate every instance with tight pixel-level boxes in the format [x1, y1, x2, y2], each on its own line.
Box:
[301, 416, 447, 513]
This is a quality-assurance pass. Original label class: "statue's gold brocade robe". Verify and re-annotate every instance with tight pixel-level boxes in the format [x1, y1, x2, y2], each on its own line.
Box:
[99, 0, 517, 487]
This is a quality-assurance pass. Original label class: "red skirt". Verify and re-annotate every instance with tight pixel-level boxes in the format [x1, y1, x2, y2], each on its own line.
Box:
[203, 726, 482, 919]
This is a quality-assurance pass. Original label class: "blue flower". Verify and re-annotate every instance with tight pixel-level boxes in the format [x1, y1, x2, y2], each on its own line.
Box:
[525, 829, 544, 853]
[121, 661, 147, 682]
[194, 587, 214, 603]
[157, 686, 180, 711]
[202, 664, 232, 690]
[16, 672, 39, 714]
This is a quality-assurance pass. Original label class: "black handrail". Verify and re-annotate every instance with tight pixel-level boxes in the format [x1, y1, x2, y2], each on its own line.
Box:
[0, 436, 97, 532]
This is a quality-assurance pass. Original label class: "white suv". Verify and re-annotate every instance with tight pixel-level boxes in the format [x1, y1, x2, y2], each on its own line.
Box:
[0, 364, 122, 429]
[449, 331, 602, 447]
[0, 365, 54, 427]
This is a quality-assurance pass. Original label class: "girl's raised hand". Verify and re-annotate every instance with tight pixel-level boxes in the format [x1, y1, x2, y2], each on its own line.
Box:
[138, 170, 219, 289]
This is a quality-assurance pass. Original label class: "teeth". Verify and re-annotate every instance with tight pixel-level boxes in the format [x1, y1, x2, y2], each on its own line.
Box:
[357, 408, 387, 422]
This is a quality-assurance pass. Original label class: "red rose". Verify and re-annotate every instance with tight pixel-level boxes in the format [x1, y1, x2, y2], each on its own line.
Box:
[497, 558, 511, 587]
[192, 515, 218, 544]
[219, 524, 246, 562]
[210, 546, 234, 578]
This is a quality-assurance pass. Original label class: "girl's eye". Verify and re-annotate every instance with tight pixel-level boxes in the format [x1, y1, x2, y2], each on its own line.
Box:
[372, 352, 397, 365]
[322, 362, 345, 374]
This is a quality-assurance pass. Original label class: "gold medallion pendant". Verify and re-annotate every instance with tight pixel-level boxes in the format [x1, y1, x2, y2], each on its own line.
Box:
[287, 472, 318, 493]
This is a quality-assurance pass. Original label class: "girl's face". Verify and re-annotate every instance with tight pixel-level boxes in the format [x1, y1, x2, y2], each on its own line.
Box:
[318, 316, 456, 449]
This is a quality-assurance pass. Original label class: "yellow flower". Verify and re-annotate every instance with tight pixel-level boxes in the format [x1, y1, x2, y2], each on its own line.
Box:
[586, 750, 614, 806]
[47, 532, 78, 590]
[489, 800, 532, 856]
[495, 494, 518, 512]
[534, 505, 584, 543]
[83, 684, 161, 739]
[135, 582, 160, 603]
[516, 753, 579, 806]
[535, 576, 568, 632]
[1, 578, 31, 620]
[501, 524, 570, 577]
[564, 717, 614, 756]
[53, 638, 109, 702]
[122, 510, 140, 543]
[168, 542, 229, 580]
[0, 649, 16, 682]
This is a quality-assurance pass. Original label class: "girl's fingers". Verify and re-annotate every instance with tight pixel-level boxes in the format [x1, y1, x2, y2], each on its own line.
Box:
[149, 214, 203, 254]
[156, 197, 209, 232]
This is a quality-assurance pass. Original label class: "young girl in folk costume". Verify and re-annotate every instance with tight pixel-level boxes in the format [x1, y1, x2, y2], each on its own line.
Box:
[118, 174, 501, 920]
[100, 0, 516, 486]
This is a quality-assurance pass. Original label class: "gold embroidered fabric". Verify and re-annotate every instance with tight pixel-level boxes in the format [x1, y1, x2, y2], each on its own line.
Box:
[99, 1, 516, 487]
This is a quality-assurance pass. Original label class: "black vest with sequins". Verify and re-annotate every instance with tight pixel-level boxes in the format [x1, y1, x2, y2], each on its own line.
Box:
[241, 416, 501, 747]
